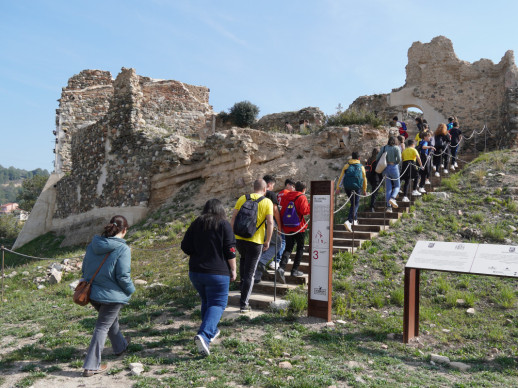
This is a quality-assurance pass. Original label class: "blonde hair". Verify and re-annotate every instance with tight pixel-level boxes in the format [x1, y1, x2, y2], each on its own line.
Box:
[434, 123, 447, 136]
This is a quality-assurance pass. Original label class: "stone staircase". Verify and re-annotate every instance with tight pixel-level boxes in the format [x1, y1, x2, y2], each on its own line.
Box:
[228, 156, 474, 310]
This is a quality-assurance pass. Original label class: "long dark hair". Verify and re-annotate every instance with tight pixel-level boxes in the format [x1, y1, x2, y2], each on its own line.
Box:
[199, 199, 227, 231]
[102, 215, 129, 237]
[388, 136, 397, 146]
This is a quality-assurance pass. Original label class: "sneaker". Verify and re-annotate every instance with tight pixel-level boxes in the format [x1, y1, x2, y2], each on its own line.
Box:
[210, 329, 221, 343]
[239, 305, 252, 313]
[194, 335, 210, 356]
[353, 220, 359, 226]
[83, 363, 108, 377]
[443, 169, 449, 174]
[434, 172, 440, 177]
[344, 220, 352, 232]
[268, 261, 279, 270]
[432, 166, 436, 171]
[115, 336, 131, 356]
[386, 207, 393, 213]
[419, 187, 426, 193]
[389, 198, 398, 208]
[411, 190, 421, 196]
[451, 165, 455, 171]
[370, 207, 376, 213]
[454, 162, 458, 168]
[254, 278, 261, 284]
[440, 164, 444, 168]
[402, 196, 410, 202]
[291, 269, 304, 277]
[425, 179, 431, 185]
[276, 267, 286, 284]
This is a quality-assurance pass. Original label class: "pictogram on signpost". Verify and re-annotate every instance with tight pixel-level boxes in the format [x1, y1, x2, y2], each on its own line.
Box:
[308, 181, 334, 321]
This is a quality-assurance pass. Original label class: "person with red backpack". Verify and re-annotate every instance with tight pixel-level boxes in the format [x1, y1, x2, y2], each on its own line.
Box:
[276, 181, 310, 283]
[393, 116, 409, 139]
[335, 151, 367, 232]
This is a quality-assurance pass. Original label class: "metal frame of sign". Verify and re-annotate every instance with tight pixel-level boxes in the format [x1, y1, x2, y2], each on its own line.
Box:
[308, 181, 334, 321]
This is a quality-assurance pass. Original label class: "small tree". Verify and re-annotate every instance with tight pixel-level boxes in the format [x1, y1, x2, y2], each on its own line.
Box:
[18, 175, 48, 212]
[229, 101, 260, 128]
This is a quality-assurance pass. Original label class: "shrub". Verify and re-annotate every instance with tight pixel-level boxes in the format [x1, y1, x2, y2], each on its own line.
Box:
[495, 285, 516, 309]
[326, 109, 384, 128]
[228, 101, 260, 128]
[285, 287, 308, 315]
[0, 213, 22, 239]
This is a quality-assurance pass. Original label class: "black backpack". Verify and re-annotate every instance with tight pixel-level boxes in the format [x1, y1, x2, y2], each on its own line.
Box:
[234, 194, 265, 238]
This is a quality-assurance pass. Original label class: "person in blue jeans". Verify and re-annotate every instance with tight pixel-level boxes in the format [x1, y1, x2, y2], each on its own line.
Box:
[377, 136, 402, 213]
[181, 199, 237, 356]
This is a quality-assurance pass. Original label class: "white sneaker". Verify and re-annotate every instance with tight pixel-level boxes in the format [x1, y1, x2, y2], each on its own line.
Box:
[443, 169, 449, 174]
[454, 162, 458, 168]
[268, 261, 278, 270]
[386, 207, 393, 213]
[451, 166, 455, 171]
[389, 198, 399, 208]
[425, 179, 431, 185]
[419, 187, 426, 193]
[344, 220, 352, 232]
[432, 166, 436, 171]
[353, 220, 359, 226]
[440, 164, 444, 168]
[411, 190, 421, 196]
[435, 172, 440, 177]
[402, 196, 410, 202]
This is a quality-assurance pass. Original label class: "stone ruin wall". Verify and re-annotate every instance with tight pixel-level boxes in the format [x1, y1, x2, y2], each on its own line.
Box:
[350, 36, 518, 148]
[251, 107, 326, 132]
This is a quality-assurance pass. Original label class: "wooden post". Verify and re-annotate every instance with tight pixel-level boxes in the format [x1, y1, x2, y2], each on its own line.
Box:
[308, 181, 334, 321]
[403, 267, 420, 343]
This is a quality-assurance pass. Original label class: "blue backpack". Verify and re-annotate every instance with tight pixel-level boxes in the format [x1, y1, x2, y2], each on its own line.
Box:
[282, 195, 303, 228]
[342, 163, 363, 191]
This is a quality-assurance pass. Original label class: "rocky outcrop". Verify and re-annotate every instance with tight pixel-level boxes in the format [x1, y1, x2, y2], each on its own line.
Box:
[251, 107, 325, 132]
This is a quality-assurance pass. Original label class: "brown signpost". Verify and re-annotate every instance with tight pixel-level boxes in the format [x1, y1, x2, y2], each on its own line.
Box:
[404, 241, 518, 343]
[308, 181, 334, 321]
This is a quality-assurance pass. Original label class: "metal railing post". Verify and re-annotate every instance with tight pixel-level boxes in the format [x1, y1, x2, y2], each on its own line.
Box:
[1, 246, 4, 303]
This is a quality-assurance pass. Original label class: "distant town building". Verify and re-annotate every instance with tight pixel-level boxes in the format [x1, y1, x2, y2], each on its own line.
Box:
[0, 203, 19, 214]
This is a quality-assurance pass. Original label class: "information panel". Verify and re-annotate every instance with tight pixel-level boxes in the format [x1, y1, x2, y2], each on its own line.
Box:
[470, 244, 518, 277]
[406, 241, 478, 273]
[310, 195, 331, 301]
[406, 241, 518, 276]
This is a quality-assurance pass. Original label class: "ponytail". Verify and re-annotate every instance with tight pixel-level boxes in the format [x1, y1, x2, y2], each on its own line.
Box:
[101, 215, 129, 237]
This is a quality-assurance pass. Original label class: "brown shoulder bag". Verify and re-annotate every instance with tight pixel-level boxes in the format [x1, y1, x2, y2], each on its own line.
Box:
[73, 253, 110, 306]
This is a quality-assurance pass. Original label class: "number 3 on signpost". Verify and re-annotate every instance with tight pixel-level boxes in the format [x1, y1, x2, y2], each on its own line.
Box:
[313, 250, 319, 260]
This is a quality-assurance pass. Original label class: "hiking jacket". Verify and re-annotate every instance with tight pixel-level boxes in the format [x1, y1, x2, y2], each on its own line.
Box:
[279, 191, 310, 233]
[337, 159, 367, 193]
[82, 235, 135, 304]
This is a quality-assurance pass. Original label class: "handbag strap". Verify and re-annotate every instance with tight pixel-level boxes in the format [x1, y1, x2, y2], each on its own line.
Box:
[88, 253, 110, 285]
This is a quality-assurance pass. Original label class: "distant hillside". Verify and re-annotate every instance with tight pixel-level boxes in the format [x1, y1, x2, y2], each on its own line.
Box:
[0, 165, 49, 204]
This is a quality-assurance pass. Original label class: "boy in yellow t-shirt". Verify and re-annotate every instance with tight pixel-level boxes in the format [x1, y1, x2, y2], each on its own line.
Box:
[401, 139, 423, 202]
[231, 179, 273, 312]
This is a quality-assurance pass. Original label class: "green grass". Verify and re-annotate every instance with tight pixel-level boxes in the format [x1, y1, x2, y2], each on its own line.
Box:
[1, 149, 518, 387]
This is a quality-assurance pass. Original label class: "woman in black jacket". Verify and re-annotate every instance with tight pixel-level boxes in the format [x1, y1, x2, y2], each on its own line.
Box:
[181, 199, 237, 356]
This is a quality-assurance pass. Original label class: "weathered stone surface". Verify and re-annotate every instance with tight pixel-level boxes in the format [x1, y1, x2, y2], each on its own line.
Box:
[431, 354, 450, 365]
[251, 107, 325, 133]
[278, 361, 292, 369]
[48, 269, 62, 284]
[450, 361, 471, 372]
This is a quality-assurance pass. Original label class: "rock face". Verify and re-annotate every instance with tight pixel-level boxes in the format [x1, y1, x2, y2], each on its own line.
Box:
[251, 107, 326, 132]
[350, 36, 518, 148]
[14, 68, 390, 248]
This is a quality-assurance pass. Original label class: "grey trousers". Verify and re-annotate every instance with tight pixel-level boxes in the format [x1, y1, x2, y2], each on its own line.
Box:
[83, 301, 128, 370]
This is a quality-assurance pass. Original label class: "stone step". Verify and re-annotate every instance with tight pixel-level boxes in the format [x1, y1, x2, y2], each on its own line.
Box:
[333, 230, 376, 239]
[356, 217, 395, 226]
[334, 224, 384, 232]
[227, 290, 280, 310]
[358, 211, 400, 219]
[251, 280, 303, 297]
[261, 270, 308, 285]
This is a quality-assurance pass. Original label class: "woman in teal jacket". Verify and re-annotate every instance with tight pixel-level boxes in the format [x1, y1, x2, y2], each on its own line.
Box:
[82, 215, 135, 377]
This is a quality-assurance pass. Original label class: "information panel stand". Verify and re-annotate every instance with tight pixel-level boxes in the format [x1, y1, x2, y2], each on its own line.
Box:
[404, 241, 518, 343]
[308, 181, 334, 321]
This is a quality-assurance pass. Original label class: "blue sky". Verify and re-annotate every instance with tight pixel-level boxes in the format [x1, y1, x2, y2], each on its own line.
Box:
[1, 0, 517, 171]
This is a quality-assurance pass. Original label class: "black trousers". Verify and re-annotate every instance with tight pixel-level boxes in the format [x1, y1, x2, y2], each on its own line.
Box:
[280, 230, 306, 273]
[401, 161, 418, 195]
[236, 239, 263, 309]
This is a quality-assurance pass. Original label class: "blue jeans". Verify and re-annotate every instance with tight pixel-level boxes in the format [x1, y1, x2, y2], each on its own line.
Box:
[83, 301, 128, 370]
[345, 189, 360, 222]
[384, 164, 400, 207]
[450, 145, 459, 165]
[189, 272, 229, 344]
